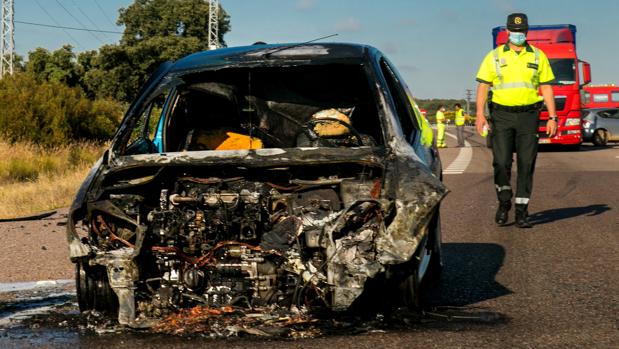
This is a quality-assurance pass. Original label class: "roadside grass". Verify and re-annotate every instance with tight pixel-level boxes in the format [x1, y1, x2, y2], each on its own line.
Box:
[0, 141, 106, 219]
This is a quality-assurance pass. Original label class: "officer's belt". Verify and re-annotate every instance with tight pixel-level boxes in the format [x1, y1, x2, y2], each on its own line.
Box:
[491, 102, 542, 113]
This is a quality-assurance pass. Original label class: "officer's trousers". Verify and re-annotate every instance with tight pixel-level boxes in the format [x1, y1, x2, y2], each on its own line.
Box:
[456, 125, 465, 147]
[491, 109, 539, 209]
[436, 123, 446, 147]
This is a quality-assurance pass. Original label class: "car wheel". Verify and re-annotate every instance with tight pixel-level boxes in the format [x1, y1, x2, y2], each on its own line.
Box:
[76, 261, 118, 314]
[592, 129, 608, 146]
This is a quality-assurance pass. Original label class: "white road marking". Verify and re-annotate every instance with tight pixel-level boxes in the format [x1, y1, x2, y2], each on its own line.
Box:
[0, 279, 73, 293]
[442, 131, 473, 175]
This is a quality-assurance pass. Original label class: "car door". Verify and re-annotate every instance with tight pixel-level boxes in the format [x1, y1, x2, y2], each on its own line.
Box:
[377, 57, 438, 172]
[601, 109, 619, 140]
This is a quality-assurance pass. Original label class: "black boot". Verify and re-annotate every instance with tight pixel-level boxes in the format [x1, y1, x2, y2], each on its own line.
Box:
[515, 204, 533, 228]
[495, 201, 511, 226]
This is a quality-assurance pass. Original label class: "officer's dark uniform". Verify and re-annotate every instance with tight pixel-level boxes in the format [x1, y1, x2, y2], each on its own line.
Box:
[475, 14, 555, 227]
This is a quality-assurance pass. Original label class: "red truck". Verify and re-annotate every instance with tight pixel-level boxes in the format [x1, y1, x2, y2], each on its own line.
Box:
[492, 24, 591, 148]
[582, 84, 619, 108]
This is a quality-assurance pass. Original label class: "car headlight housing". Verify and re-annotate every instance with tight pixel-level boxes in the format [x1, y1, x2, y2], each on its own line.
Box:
[565, 118, 581, 126]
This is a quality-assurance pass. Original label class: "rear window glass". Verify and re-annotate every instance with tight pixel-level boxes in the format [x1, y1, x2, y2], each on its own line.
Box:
[593, 94, 609, 103]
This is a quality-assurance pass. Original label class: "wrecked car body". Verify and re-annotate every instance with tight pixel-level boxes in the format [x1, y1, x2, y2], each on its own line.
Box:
[66, 43, 447, 326]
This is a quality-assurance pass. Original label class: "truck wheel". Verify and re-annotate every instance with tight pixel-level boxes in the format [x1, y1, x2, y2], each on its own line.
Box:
[592, 129, 608, 146]
[76, 261, 118, 315]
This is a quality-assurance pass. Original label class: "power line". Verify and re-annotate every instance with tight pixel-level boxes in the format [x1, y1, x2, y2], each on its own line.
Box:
[70, 0, 110, 40]
[54, 0, 103, 44]
[15, 20, 122, 34]
[34, 0, 84, 49]
[92, 0, 117, 29]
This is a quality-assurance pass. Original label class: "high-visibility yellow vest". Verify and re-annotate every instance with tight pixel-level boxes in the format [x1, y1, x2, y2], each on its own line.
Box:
[455, 109, 465, 126]
[476, 44, 555, 106]
[436, 110, 445, 124]
[412, 102, 433, 147]
[405, 89, 433, 147]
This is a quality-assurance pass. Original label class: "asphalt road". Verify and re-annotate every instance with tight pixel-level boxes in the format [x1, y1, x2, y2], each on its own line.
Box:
[0, 126, 617, 348]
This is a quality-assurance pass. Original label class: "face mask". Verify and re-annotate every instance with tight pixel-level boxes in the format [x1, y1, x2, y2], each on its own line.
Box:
[509, 32, 526, 46]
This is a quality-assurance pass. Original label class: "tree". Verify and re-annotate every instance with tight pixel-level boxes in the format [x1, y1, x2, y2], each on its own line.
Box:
[0, 73, 123, 146]
[83, 0, 231, 102]
[118, 0, 230, 48]
[25, 45, 80, 87]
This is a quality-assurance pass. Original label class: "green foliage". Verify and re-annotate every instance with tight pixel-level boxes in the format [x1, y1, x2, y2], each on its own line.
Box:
[118, 0, 230, 47]
[80, 0, 231, 102]
[0, 73, 123, 146]
[6, 158, 41, 182]
[25, 45, 81, 86]
[1, 0, 232, 145]
[20, 0, 231, 104]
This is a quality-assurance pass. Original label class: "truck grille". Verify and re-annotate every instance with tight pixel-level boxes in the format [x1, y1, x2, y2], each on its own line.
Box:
[541, 96, 567, 112]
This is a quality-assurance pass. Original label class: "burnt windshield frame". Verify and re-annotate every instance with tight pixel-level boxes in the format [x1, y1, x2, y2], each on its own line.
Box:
[155, 62, 386, 152]
[548, 59, 576, 85]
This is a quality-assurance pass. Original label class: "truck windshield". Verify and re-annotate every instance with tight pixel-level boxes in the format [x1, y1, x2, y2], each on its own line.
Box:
[549, 59, 576, 85]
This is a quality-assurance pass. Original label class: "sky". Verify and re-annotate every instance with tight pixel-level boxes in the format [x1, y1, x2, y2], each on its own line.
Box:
[12, 0, 619, 99]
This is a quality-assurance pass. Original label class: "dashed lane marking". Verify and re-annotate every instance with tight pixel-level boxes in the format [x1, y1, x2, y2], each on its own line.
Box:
[442, 131, 473, 175]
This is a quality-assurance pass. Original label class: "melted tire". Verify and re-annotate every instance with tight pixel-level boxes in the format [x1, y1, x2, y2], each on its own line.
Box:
[76, 261, 119, 315]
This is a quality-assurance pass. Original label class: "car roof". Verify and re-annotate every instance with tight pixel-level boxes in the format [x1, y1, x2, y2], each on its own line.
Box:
[170, 42, 376, 73]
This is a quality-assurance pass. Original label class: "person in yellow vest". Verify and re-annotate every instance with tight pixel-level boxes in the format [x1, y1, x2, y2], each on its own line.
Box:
[435, 105, 447, 148]
[454, 103, 465, 147]
[475, 13, 557, 228]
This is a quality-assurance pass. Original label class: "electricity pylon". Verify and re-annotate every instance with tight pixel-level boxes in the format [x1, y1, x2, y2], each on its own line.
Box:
[1, 0, 15, 77]
[208, 0, 219, 50]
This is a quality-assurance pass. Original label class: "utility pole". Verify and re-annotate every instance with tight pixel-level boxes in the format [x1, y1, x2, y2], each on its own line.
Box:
[465, 89, 473, 115]
[208, 0, 219, 50]
[0, 0, 14, 78]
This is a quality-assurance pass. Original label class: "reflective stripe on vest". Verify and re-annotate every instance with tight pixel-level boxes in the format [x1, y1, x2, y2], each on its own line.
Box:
[491, 46, 539, 91]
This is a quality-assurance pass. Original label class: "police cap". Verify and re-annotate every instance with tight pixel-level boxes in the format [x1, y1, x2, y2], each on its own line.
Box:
[506, 13, 528, 32]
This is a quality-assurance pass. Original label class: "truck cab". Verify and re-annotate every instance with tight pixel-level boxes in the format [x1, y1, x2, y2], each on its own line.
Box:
[493, 25, 591, 147]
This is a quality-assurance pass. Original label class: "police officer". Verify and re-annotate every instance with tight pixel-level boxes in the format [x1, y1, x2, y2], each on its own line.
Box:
[435, 105, 447, 148]
[475, 13, 557, 228]
[454, 103, 465, 147]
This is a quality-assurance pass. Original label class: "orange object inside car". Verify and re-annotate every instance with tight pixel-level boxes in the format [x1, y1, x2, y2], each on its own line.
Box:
[191, 129, 264, 150]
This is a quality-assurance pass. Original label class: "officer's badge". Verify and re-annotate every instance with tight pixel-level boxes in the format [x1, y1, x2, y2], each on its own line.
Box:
[515, 17, 522, 24]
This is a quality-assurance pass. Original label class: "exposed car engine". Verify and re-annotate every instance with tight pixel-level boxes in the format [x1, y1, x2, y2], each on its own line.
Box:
[83, 173, 389, 323]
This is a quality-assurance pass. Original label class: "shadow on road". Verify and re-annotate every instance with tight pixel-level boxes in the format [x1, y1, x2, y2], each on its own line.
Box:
[529, 204, 611, 225]
[423, 243, 511, 307]
[577, 144, 619, 152]
[538, 144, 619, 152]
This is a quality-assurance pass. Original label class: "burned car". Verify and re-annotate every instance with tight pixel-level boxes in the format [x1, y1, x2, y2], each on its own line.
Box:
[67, 43, 447, 326]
